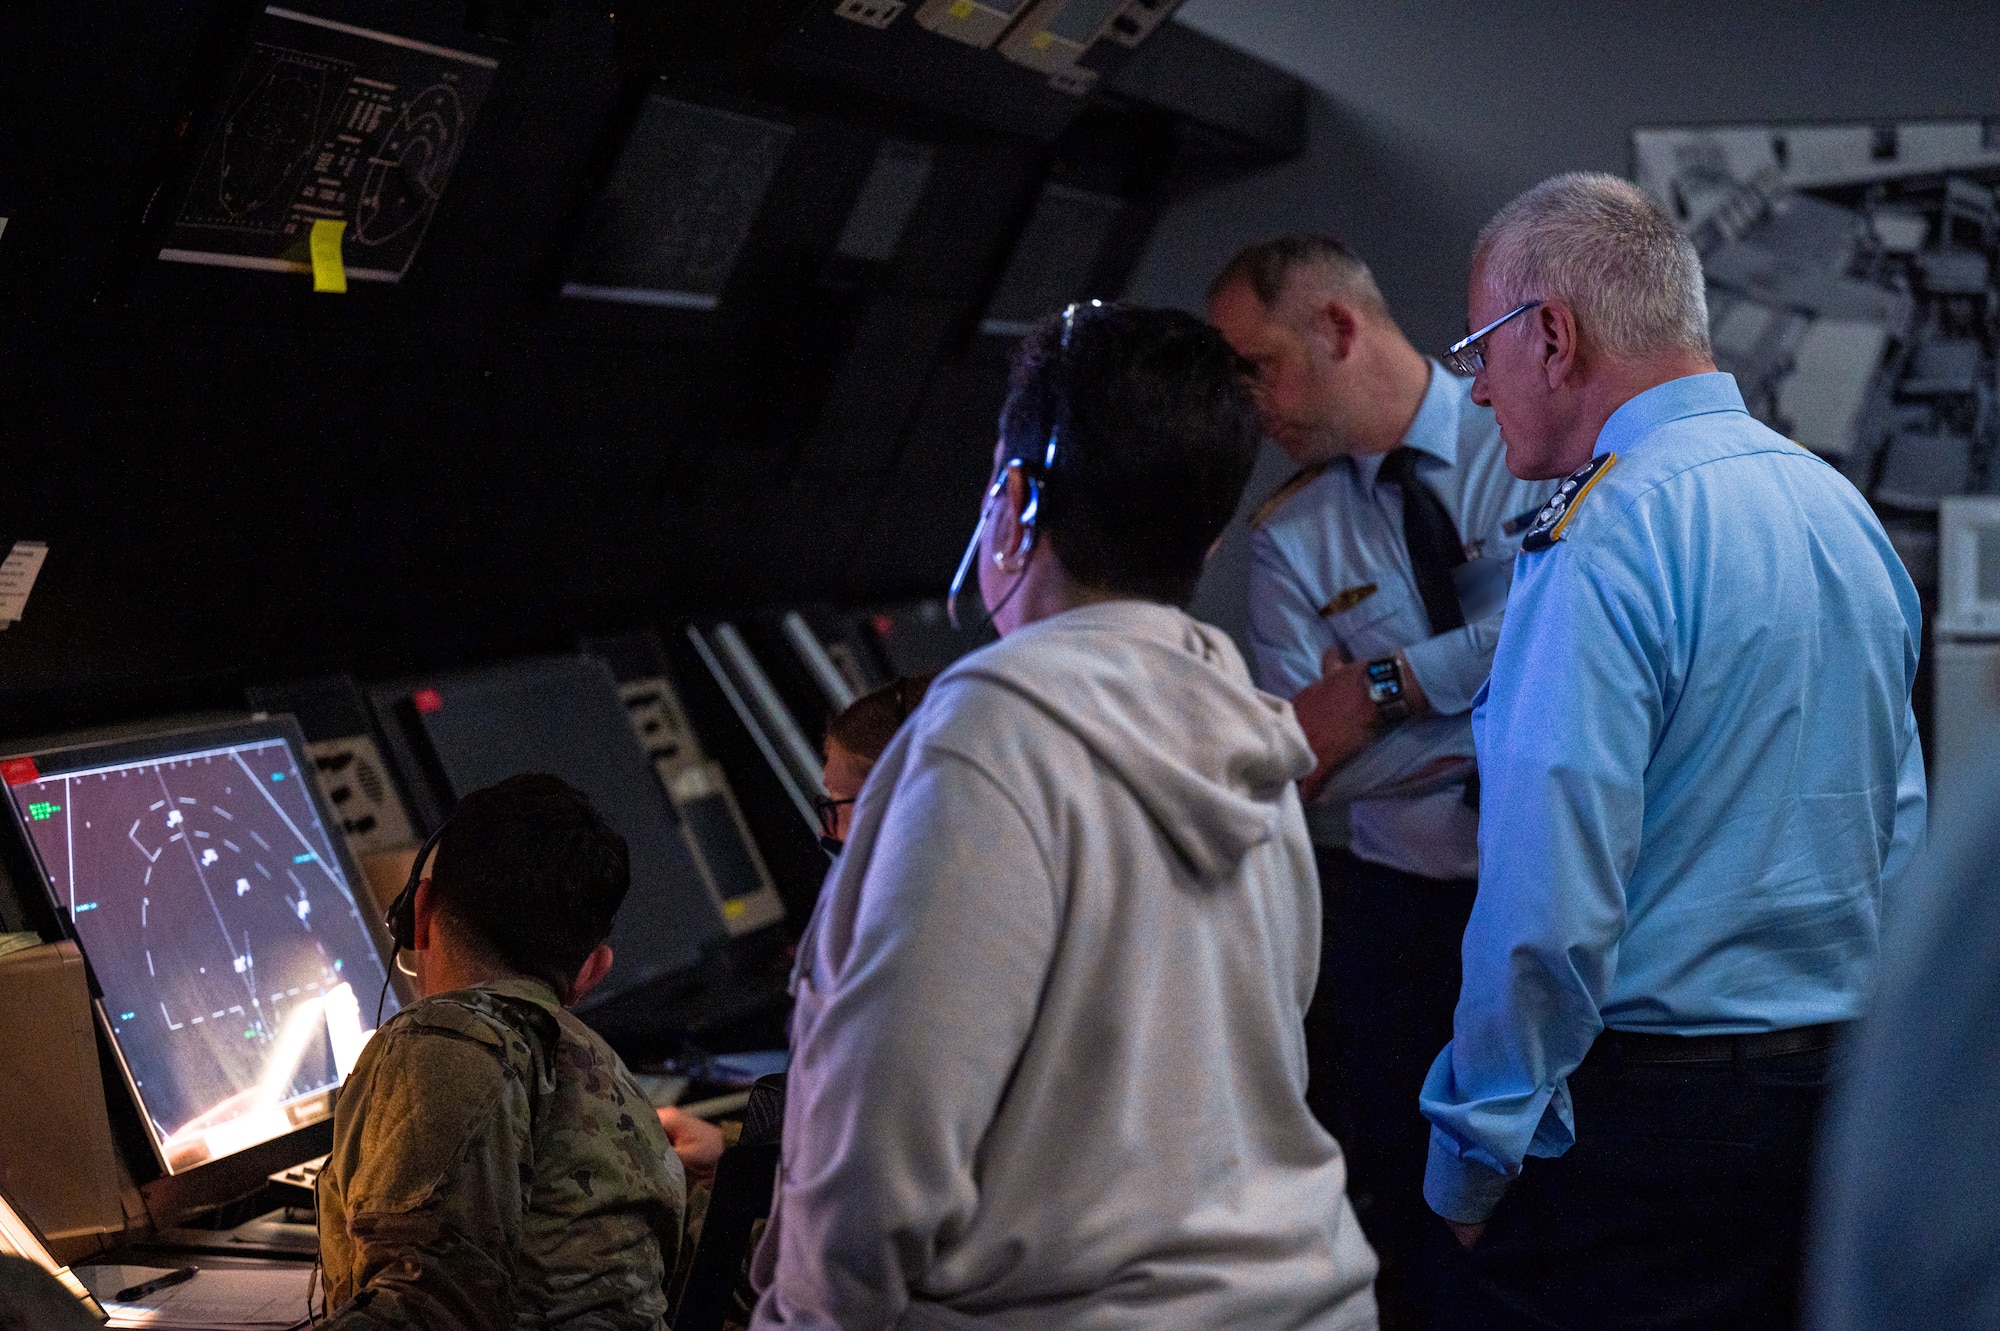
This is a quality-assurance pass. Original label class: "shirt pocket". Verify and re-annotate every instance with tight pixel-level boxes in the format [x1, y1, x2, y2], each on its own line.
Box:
[1318, 584, 1403, 659]
[1456, 505, 1544, 620]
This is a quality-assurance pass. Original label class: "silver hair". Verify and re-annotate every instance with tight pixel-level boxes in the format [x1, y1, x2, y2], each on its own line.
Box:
[1474, 172, 1711, 360]
[1209, 234, 1391, 320]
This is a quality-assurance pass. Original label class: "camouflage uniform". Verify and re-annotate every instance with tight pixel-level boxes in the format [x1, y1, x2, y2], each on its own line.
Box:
[317, 978, 685, 1330]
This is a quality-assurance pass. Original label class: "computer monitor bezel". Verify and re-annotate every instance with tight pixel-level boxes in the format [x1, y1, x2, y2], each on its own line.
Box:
[0, 713, 410, 1180]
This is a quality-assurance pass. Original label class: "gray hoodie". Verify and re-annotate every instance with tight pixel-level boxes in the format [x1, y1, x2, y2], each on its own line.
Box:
[754, 601, 1378, 1330]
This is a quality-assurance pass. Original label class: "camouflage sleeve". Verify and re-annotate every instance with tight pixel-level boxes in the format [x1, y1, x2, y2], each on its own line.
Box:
[319, 1024, 533, 1331]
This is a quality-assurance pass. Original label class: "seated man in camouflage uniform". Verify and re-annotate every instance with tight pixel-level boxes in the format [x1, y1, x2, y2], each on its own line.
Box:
[317, 774, 686, 1329]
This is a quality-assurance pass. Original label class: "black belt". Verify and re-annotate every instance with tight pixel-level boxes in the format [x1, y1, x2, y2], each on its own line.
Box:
[1586, 1022, 1848, 1067]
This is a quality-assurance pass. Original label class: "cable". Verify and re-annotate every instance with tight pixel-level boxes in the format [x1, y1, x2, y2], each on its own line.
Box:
[968, 561, 1031, 633]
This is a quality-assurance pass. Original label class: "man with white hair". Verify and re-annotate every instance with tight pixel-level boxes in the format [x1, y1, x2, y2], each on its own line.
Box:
[1419, 172, 1926, 1329]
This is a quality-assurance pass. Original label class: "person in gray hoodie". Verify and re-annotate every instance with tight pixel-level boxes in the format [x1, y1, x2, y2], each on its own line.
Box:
[753, 301, 1380, 1330]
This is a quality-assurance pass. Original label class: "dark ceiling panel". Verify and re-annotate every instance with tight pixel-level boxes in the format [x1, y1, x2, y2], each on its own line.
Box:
[0, 0, 1303, 735]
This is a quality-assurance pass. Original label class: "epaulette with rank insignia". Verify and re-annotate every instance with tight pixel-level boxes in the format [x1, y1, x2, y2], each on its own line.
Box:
[1520, 453, 1617, 553]
[1248, 462, 1331, 531]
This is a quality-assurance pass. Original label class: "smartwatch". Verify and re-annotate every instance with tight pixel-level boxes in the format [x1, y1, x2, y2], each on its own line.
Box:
[1365, 656, 1411, 726]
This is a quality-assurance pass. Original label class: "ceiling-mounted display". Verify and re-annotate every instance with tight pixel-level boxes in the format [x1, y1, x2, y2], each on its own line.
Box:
[562, 95, 794, 310]
[915, 0, 1034, 49]
[834, 0, 907, 28]
[980, 181, 1122, 336]
[997, 0, 1180, 91]
[833, 139, 936, 263]
[159, 6, 497, 282]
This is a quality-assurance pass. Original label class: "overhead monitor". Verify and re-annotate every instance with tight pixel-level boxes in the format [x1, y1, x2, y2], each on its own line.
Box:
[978, 181, 1122, 336]
[833, 139, 936, 263]
[997, 0, 1124, 77]
[0, 717, 399, 1175]
[915, 0, 1034, 49]
[561, 95, 794, 310]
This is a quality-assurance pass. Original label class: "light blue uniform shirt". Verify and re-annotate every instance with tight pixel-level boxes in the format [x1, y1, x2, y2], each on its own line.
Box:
[1249, 362, 1552, 879]
[1420, 372, 1927, 1224]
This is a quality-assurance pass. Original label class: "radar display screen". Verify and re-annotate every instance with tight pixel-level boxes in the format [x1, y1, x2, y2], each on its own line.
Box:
[1, 721, 398, 1173]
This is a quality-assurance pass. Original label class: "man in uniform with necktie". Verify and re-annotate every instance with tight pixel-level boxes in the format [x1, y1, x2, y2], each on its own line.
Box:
[1208, 235, 1550, 1327]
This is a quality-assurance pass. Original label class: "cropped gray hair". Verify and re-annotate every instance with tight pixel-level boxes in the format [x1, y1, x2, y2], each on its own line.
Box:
[1209, 233, 1390, 320]
[1474, 172, 1711, 361]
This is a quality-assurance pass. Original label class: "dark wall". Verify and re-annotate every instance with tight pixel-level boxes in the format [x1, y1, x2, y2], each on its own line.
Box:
[1144, 0, 2000, 657]
[0, 1, 1289, 734]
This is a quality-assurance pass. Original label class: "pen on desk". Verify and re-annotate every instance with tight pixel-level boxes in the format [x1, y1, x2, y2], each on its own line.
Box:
[116, 1265, 198, 1302]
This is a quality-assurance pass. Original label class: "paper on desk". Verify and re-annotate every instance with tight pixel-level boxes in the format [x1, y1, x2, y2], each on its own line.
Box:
[77, 1262, 315, 1329]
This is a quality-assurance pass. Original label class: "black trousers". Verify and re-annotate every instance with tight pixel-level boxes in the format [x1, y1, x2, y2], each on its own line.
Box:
[1429, 1037, 1842, 1331]
[1306, 846, 1477, 1331]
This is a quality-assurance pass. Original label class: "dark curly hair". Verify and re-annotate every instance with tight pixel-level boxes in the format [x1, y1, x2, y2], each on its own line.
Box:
[998, 303, 1261, 607]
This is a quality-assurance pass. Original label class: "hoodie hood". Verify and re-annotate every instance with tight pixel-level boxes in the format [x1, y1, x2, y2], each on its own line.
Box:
[938, 600, 1314, 883]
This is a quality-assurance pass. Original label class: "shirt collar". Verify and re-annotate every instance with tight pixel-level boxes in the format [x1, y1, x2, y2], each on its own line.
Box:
[1403, 359, 1463, 464]
[466, 974, 564, 1013]
[1597, 371, 1747, 456]
[1357, 359, 1460, 483]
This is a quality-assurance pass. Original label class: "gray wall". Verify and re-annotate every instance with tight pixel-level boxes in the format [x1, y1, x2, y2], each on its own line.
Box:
[1135, 0, 2000, 661]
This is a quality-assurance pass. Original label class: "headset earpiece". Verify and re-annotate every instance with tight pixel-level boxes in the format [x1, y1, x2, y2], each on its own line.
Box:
[387, 820, 449, 954]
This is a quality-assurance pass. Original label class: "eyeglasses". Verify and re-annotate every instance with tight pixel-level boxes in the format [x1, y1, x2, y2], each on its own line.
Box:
[1441, 300, 1542, 376]
[946, 299, 1101, 631]
[813, 793, 856, 839]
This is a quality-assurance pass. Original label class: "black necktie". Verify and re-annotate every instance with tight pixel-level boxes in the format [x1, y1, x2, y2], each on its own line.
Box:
[1377, 447, 1466, 634]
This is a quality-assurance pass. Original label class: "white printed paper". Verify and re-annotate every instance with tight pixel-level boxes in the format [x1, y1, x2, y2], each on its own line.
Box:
[0, 540, 47, 627]
[80, 1262, 316, 1329]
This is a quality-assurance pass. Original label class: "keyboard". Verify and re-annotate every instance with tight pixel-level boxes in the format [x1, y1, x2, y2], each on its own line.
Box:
[269, 1154, 328, 1199]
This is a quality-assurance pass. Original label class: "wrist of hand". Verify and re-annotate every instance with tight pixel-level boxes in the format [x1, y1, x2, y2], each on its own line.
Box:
[1447, 1219, 1486, 1250]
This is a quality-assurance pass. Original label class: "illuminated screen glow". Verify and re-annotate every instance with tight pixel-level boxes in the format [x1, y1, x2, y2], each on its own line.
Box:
[5, 733, 397, 1172]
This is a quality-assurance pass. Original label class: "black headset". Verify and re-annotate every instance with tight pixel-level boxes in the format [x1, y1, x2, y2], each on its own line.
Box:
[945, 300, 1097, 632]
[376, 817, 449, 1024]
[386, 819, 449, 953]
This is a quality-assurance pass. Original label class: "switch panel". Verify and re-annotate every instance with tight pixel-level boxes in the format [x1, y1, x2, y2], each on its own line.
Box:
[616, 676, 787, 937]
[305, 734, 417, 861]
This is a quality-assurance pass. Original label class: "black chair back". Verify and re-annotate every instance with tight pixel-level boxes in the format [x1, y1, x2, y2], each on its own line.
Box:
[673, 1072, 786, 1331]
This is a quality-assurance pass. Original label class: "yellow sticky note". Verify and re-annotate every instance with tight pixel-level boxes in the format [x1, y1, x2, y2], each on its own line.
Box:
[310, 219, 347, 293]
[949, 0, 974, 17]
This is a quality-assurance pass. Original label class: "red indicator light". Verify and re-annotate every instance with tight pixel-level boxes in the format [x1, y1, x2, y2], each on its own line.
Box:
[1, 757, 39, 786]
[413, 689, 443, 714]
